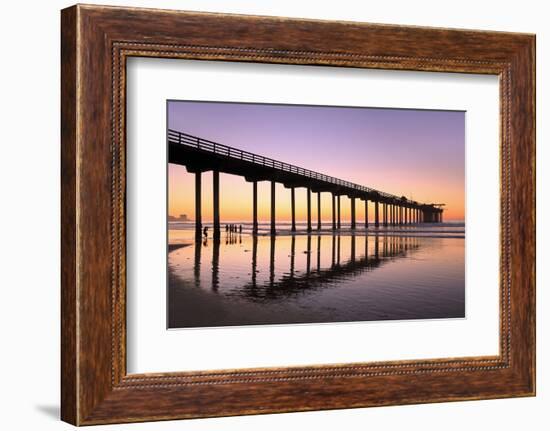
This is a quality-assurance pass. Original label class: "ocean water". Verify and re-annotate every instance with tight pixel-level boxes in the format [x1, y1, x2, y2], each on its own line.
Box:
[167, 222, 465, 328]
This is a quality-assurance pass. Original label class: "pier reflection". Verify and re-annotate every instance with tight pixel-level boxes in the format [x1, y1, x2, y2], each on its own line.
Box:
[193, 233, 420, 300]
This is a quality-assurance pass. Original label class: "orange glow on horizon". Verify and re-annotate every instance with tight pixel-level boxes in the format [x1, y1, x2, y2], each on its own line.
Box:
[168, 165, 465, 222]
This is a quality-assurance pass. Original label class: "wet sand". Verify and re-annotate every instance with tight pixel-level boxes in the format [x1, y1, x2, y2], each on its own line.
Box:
[167, 233, 465, 329]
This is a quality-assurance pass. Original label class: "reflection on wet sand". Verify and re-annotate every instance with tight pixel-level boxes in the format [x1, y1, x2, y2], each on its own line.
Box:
[168, 232, 463, 328]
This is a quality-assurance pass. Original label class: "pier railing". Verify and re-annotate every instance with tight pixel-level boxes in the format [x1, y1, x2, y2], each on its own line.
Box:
[168, 129, 413, 204]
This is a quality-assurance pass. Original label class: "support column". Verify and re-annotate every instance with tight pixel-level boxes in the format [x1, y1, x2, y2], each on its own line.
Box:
[395, 205, 401, 225]
[270, 180, 276, 235]
[332, 193, 336, 230]
[252, 181, 258, 234]
[374, 200, 379, 227]
[307, 187, 312, 232]
[213, 170, 220, 239]
[195, 172, 202, 239]
[317, 192, 322, 230]
[440, 211, 443, 223]
[351, 197, 356, 229]
[337, 195, 341, 229]
[365, 199, 369, 228]
[399, 206, 403, 225]
[290, 187, 296, 232]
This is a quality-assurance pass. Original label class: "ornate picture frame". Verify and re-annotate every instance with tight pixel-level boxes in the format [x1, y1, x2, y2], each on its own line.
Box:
[61, 4, 535, 425]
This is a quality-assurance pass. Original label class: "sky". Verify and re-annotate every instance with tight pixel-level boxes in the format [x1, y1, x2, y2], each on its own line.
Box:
[168, 101, 465, 222]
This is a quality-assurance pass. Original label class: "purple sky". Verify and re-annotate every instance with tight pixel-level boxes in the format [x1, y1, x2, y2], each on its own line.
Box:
[168, 101, 465, 220]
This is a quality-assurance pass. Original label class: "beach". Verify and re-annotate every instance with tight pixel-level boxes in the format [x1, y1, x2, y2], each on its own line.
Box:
[167, 222, 465, 328]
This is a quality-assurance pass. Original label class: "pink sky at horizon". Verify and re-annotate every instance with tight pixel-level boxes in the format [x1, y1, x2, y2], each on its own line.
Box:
[168, 101, 465, 222]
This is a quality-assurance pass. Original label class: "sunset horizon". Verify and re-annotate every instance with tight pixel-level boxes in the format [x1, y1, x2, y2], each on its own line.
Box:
[168, 101, 465, 223]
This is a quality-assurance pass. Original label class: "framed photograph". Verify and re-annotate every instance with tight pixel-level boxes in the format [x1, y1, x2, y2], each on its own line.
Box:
[61, 4, 536, 425]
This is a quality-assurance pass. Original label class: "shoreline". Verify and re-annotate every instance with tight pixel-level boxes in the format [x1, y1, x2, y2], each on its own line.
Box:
[168, 230, 465, 244]
[168, 243, 192, 252]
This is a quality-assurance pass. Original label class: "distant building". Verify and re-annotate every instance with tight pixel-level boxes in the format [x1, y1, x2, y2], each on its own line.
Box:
[168, 214, 191, 222]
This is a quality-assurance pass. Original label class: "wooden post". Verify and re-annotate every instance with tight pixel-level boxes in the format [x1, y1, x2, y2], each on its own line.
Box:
[375, 200, 379, 227]
[365, 199, 369, 228]
[317, 192, 321, 230]
[213, 170, 220, 239]
[337, 195, 341, 229]
[332, 193, 336, 230]
[307, 187, 312, 232]
[195, 172, 202, 239]
[252, 181, 258, 234]
[291, 187, 296, 232]
[270, 181, 276, 235]
[351, 197, 356, 229]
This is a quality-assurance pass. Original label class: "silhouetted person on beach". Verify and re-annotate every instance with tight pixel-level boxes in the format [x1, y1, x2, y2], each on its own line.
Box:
[225, 224, 229, 232]
[203, 226, 208, 238]
[239, 225, 242, 234]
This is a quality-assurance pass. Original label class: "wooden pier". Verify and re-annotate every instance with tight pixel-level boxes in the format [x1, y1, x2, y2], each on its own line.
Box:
[168, 129, 444, 238]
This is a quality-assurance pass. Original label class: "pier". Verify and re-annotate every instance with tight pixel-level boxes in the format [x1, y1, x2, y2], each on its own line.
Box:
[168, 129, 444, 239]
